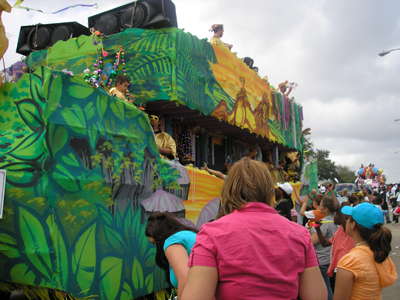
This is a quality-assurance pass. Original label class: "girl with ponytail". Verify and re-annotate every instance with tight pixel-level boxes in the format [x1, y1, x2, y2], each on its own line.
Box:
[145, 212, 198, 298]
[333, 203, 397, 300]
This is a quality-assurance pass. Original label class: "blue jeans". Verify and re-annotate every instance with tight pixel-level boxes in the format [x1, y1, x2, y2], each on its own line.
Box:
[382, 210, 390, 223]
[319, 264, 333, 300]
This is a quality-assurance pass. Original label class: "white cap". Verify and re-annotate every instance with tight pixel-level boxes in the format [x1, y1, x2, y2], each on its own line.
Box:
[277, 182, 293, 195]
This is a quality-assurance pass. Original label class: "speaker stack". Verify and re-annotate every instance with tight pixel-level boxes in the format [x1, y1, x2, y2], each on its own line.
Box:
[16, 0, 177, 56]
[16, 22, 90, 56]
[88, 0, 178, 36]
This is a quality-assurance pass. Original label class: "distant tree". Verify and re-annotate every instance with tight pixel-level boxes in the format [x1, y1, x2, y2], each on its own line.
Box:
[303, 136, 316, 160]
[336, 165, 357, 183]
[315, 149, 338, 181]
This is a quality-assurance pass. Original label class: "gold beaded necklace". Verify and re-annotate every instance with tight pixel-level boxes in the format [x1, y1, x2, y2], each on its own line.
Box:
[355, 241, 368, 247]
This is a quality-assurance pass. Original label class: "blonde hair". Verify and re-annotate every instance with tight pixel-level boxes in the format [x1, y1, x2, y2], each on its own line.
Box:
[221, 157, 275, 215]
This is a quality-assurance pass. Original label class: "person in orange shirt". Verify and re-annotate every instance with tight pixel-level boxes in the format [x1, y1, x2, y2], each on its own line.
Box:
[334, 203, 397, 300]
[300, 193, 326, 229]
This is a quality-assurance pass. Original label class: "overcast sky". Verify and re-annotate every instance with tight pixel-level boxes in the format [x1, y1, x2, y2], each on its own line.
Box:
[3, 0, 400, 183]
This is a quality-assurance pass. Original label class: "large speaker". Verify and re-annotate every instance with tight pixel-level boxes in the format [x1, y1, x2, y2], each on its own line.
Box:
[88, 0, 177, 36]
[16, 22, 90, 56]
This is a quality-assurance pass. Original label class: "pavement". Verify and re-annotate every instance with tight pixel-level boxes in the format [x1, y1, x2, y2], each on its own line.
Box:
[8, 213, 400, 300]
[382, 210, 400, 300]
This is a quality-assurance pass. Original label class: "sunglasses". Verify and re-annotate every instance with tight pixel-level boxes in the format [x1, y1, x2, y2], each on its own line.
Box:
[149, 115, 159, 122]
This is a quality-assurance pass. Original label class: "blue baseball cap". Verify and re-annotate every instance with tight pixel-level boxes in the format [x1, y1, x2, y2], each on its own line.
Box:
[341, 203, 384, 230]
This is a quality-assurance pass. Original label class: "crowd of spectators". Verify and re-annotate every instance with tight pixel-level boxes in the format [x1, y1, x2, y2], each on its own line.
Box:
[146, 158, 397, 300]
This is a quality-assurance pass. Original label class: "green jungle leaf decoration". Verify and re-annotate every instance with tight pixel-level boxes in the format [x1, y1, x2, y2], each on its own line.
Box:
[15, 98, 44, 133]
[30, 73, 45, 104]
[61, 153, 81, 168]
[45, 213, 69, 290]
[16, 204, 52, 283]
[84, 102, 95, 120]
[123, 203, 134, 250]
[88, 124, 98, 150]
[144, 248, 156, 268]
[10, 263, 38, 286]
[2, 162, 42, 188]
[96, 95, 108, 122]
[53, 163, 80, 193]
[120, 282, 133, 300]
[7, 132, 44, 161]
[132, 257, 144, 290]
[61, 107, 86, 135]
[43, 76, 63, 121]
[97, 215, 126, 255]
[145, 273, 154, 295]
[46, 123, 68, 157]
[0, 231, 19, 259]
[99, 256, 123, 300]
[96, 205, 113, 227]
[110, 101, 126, 122]
[72, 222, 97, 296]
[69, 83, 95, 99]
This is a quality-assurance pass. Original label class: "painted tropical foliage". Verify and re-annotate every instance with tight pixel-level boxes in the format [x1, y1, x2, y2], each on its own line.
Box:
[0, 26, 304, 299]
[26, 27, 303, 150]
[300, 160, 319, 196]
[0, 66, 192, 299]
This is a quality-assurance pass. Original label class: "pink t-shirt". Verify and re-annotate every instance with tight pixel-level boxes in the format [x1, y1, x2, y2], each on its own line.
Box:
[188, 202, 318, 300]
[327, 226, 355, 277]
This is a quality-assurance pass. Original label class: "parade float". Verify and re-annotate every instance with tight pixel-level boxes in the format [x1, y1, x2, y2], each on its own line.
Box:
[356, 164, 386, 189]
[0, 1, 317, 299]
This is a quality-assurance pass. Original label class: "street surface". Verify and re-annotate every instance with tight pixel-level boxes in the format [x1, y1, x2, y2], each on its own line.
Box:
[382, 218, 400, 300]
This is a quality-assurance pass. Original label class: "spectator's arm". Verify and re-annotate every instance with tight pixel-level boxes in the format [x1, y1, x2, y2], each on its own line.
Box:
[311, 232, 320, 245]
[361, 185, 373, 202]
[285, 87, 292, 97]
[202, 162, 225, 180]
[333, 268, 354, 300]
[158, 145, 172, 156]
[328, 186, 347, 230]
[294, 188, 305, 206]
[300, 196, 309, 217]
[314, 221, 332, 247]
[165, 244, 190, 297]
[181, 266, 218, 300]
[158, 135, 177, 158]
[299, 266, 328, 300]
[283, 170, 289, 181]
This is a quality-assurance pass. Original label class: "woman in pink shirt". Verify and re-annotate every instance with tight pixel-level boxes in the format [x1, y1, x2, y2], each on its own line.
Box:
[181, 157, 328, 300]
